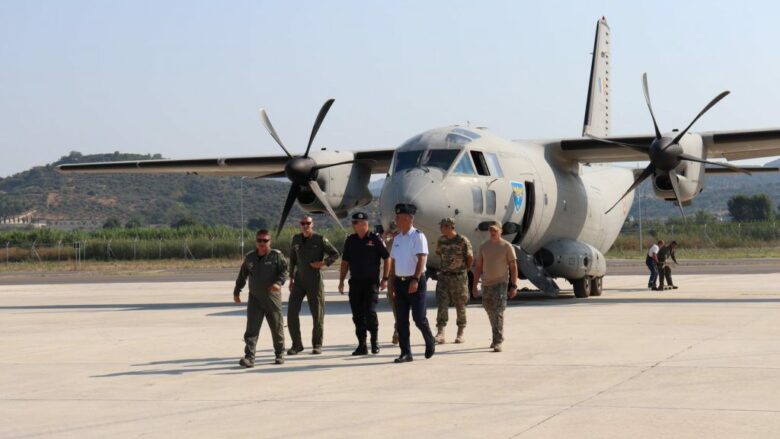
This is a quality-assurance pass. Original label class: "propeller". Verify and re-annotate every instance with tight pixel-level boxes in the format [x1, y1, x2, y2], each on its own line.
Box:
[259, 99, 362, 236]
[590, 73, 753, 218]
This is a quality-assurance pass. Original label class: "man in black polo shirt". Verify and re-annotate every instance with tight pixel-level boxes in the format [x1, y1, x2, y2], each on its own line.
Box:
[338, 212, 391, 355]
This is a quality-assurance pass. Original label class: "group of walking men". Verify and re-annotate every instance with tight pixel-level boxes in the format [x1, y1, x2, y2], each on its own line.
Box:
[646, 239, 679, 290]
[232, 203, 519, 366]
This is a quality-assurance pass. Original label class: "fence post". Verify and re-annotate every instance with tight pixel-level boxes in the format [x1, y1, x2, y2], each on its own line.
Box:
[133, 236, 138, 260]
[159, 239, 162, 259]
[210, 237, 214, 259]
[31, 240, 42, 263]
[57, 240, 62, 261]
[5, 241, 9, 264]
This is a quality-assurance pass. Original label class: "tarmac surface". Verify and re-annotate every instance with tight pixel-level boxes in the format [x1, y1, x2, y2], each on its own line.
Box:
[2, 274, 780, 438]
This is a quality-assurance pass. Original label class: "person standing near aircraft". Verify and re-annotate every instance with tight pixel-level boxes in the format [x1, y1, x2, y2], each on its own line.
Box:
[233, 229, 289, 367]
[647, 240, 663, 290]
[434, 218, 473, 344]
[657, 240, 679, 290]
[389, 204, 435, 363]
[473, 221, 518, 352]
[338, 212, 391, 355]
[383, 222, 400, 345]
[287, 215, 340, 355]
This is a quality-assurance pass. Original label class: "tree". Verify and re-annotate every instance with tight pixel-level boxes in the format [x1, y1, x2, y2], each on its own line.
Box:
[727, 194, 775, 222]
[103, 217, 122, 229]
[247, 216, 269, 231]
[125, 217, 143, 229]
[693, 209, 717, 225]
[171, 216, 199, 228]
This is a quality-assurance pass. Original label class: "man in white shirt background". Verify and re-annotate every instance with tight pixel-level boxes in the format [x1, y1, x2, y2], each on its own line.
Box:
[646, 240, 663, 290]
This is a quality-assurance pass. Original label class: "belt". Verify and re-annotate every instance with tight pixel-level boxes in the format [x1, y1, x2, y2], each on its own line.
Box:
[396, 276, 420, 281]
[439, 270, 467, 276]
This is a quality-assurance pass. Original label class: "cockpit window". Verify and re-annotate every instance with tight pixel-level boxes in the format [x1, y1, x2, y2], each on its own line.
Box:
[445, 133, 472, 146]
[484, 152, 504, 177]
[453, 154, 477, 175]
[393, 150, 424, 173]
[422, 149, 460, 171]
[394, 149, 461, 174]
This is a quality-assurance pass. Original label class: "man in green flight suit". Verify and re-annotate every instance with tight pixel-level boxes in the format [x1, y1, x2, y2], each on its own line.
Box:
[287, 215, 340, 355]
[234, 229, 289, 367]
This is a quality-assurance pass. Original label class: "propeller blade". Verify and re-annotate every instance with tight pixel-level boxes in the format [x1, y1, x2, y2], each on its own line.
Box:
[642, 73, 663, 139]
[585, 133, 649, 155]
[307, 180, 346, 233]
[259, 109, 293, 159]
[304, 99, 335, 158]
[677, 153, 752, 175]
[605, 163, 655, 214]
[275, 185, 300, 237]
[312, 159, 376, 172]
[668, 169, 686, 220]
[664, 91, 730, 150]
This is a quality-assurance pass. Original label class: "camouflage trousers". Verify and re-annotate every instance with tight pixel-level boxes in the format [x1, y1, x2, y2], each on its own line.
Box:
[482, 282, 508, 344]
[436, 271, 469, 328]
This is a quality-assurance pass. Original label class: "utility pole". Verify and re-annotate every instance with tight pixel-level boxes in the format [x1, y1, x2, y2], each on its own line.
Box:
[240, 176, 247, 256]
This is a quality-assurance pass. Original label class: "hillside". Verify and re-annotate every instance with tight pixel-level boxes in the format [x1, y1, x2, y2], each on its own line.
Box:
[0, 152, 777, 228]
[0, 151, 309, 228]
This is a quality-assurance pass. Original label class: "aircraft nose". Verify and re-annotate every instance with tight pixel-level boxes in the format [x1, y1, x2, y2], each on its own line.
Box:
[380, 168, 450, 231]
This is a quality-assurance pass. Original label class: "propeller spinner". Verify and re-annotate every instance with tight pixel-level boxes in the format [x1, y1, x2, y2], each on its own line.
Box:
[259, 99, 358, 236]
[588, 73, 751, 220]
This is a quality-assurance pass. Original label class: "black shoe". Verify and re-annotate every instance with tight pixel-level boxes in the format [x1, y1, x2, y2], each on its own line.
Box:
[394, 354, 413, 363]
[425, 341, 435, 359]
[352, 345, 368, 356]
[274, 355, 285, 365]
[239, 357, 254, 368]
[671, 285, 678, 289]
[287, 346, 303, 355]
[312, 346, 322, 355]
[371, 343, 380, 354]
[652, 287, 662, 291]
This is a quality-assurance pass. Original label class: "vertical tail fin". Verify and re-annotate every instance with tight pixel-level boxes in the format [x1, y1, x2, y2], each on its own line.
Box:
[582, 17, 611, 137]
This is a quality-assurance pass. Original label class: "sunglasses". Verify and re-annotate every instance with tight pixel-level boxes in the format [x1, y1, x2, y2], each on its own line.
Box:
[256, 238, 270, 243]
[300, 222, 312, 226]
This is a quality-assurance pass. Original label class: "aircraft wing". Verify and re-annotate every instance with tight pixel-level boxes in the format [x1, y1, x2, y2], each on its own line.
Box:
[556, 128, 780, 163]
[56, 149, 395, 177]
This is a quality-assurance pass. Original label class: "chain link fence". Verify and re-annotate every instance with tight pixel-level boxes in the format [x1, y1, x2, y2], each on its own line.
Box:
[613, 221, 780, 252]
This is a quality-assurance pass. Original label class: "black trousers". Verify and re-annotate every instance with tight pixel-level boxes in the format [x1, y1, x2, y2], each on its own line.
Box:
[394, 275, 435, 356]
[348, 279, 379, 344]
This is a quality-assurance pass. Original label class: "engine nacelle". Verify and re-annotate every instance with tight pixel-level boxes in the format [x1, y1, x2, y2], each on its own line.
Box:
[652, 133, 705, 203]
[297, 150, 373, 217]
[537, 239, 606, 280]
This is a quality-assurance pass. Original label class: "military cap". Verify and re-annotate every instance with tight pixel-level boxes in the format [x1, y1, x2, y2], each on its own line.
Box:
[488, 220, 502, 230]
[394, 203, 417, 215]
[438, 217, 455, 227]
[351, 212, 369, 221]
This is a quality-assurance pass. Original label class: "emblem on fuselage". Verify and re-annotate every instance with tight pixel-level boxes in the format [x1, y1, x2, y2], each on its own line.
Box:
[511, 181, 525, 213]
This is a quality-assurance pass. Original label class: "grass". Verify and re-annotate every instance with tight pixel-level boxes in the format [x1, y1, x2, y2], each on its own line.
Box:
[0, 258, 242, 274]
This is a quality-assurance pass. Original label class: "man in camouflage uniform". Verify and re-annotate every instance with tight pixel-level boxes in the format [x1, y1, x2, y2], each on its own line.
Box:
[233, 229, 289, 367]
[657, 240, 679, 289]
[287, 215, 340, 355]
[434, 218, 473, 344]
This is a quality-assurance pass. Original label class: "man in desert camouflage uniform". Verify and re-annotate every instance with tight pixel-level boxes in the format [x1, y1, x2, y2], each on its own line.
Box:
[434, 217, 473, 344]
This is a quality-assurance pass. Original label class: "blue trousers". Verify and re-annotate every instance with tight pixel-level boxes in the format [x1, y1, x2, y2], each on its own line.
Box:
[646, 256, 658, 287]
[394, 275, 435, 356]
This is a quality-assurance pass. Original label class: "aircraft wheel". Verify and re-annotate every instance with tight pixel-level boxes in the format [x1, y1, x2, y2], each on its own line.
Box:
[573, 276, 591, 298]
[590, 276, 603, 296]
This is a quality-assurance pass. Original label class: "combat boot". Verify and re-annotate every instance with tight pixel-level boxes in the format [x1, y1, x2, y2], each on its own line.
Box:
[493, 343, 503, 353]
[239, 356, 254, 368]
[352, 344, 368, 356]
[454, 327, 465, 344]
[435, 327, 446, 344]
[287, 345, 303, 356]
[312, 346, 323, 355]
[370, 334, 380, 354]
[274, 355, 285, 365]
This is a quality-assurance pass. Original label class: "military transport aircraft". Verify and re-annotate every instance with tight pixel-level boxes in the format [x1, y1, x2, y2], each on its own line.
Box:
[58, 18, 780, 298]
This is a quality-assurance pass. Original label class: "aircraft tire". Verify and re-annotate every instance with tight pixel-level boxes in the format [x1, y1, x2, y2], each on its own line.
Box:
[573, 276, 591, 298]
[590, 276, 603, 296]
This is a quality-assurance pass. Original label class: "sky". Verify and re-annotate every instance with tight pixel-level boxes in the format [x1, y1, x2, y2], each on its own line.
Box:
[1, 0, 780, 177]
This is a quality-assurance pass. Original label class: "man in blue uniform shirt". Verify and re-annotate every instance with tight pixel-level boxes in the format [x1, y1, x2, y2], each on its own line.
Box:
[389, 203, 435, 363]
[338, 212, 391, 355]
